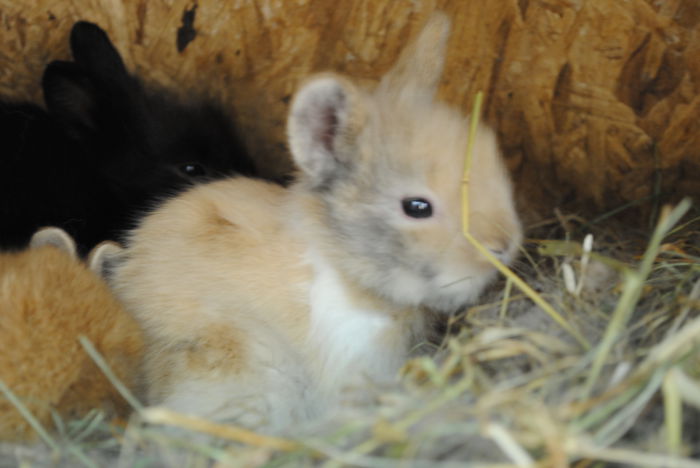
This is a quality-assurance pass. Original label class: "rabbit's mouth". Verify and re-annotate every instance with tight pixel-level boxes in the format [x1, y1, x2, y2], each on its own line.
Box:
[419, 268, 499, 313]
[368, 263, 497, 313]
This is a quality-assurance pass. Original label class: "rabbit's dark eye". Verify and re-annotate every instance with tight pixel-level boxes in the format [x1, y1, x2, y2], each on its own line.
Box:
[179, 163, 207, 177]
[402, 197, 433, 218]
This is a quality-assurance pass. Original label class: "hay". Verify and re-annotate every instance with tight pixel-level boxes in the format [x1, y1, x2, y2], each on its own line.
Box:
[1, 205, 698, 467]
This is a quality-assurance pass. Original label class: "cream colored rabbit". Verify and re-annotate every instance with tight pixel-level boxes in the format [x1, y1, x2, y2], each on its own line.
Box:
[0, 228, 143, 441]
[112, 12, 521, 431]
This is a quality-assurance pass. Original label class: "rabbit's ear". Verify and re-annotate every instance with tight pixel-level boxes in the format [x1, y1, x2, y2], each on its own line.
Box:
[69, 21, 129, 84]
[43, 22, 133, 137]
[287, 74, 367, 188]
[87, 241, 124, 279]
[377, 12, 451, 99]
[30, 227, 77, 258]
[42, 60, 99, 134]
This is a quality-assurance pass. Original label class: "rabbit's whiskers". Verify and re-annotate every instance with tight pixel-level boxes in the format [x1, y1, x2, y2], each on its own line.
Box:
[440, 275, 475, 289]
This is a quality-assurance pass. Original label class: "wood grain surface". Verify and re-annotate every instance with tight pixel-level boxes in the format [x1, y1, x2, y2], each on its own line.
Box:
[1, 0, 698, 220]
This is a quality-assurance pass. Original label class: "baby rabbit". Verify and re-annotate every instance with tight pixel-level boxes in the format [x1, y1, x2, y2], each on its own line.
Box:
[112, 13, 522, 431]
[0, 227, 143, 441]
[1, 20, 257, 254]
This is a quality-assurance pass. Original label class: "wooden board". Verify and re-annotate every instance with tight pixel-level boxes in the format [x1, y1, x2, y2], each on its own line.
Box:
[1, 0, 698, 221]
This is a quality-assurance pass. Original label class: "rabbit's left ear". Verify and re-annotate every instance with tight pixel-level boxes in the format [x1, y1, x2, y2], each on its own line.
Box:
[287, 73, 367, 188]
[376, 12, 451, 99]
[87, 241, 124, 279]
[30, 227, 77, 258]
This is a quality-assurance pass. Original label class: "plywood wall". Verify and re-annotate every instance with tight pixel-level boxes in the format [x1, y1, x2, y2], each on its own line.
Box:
[1, 0, 699, 221]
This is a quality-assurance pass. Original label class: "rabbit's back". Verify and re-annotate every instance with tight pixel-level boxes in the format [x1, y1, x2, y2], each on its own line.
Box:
[113, 178, 313, 411]
[115, 177, 310, 337]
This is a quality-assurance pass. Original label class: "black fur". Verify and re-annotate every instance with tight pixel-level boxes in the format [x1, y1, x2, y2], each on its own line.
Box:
[1, 21, 257, 254]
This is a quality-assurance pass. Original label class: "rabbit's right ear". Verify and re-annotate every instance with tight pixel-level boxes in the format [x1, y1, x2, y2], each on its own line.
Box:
[69, 21, 129, 84]
[376, 12, 451, 99]
[87, 241, 125, 280]
[287, 74, 367, 188]
[30, 227, 77, 258]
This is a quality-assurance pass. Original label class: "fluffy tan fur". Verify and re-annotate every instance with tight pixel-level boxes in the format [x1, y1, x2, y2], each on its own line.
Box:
[117, 179, 312, 403]
[0, 233, 143, 441]
[112, 12, 521, 431]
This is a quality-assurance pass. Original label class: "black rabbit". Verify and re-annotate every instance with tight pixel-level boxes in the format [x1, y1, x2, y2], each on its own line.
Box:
[1, 21, 257, 254]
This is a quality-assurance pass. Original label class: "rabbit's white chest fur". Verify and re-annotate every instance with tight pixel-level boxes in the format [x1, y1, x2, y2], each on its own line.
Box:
[305, 249, 410, 395]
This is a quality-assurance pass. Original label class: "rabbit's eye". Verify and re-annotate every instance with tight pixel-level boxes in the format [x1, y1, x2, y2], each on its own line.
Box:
[179, 163, 207, 177]
[402, 197, 433, 218]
